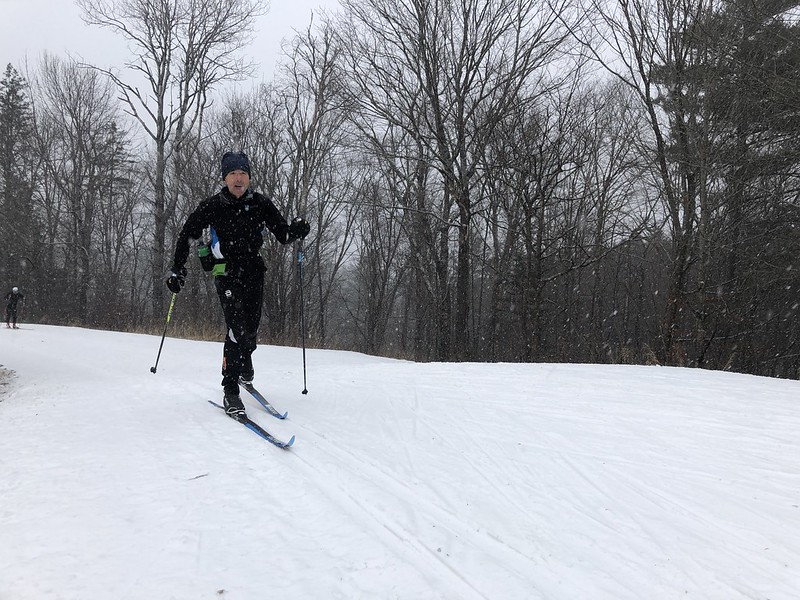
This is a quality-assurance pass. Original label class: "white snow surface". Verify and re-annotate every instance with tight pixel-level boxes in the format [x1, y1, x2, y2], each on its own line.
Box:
[1, 324, 799, 599]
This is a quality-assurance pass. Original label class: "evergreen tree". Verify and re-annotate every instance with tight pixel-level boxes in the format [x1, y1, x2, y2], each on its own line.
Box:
[703, 1, 800, 375]
[0, 63, 37, 292]
[649, 1, 800, 371]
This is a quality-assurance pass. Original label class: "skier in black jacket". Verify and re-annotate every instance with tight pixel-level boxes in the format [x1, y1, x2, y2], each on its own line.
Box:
[5, 286, 24, 329]
[166, 151, 310, 420]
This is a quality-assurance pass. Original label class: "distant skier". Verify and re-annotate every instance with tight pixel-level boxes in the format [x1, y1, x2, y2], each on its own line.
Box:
[166, 151, 310, 421]
[5, 286, 24, 329]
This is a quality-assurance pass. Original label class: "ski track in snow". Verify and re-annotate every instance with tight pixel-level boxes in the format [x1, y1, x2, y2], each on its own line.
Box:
[1, 325, 800, 599]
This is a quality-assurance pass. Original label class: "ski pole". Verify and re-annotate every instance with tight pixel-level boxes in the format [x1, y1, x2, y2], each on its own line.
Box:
[150, 292, 177, 374]
[297, 241, 308, 394]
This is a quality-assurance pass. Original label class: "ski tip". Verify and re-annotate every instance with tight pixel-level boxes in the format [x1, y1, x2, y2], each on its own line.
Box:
[280, 411, 289, 419]
[285, 435, 296, 448]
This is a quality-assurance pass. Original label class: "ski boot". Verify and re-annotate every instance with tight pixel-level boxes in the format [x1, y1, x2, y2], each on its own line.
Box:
[223, 392, 247, 422]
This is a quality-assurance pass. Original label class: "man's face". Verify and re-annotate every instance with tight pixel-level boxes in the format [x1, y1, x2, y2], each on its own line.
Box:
[224, 169, 250, 198]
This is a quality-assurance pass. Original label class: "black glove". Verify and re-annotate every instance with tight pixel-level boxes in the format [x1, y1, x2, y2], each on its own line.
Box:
[289, 217, 310, 240]
[166, 266, 187, 294]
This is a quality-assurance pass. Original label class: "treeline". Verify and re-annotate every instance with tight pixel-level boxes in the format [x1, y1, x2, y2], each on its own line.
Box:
[2, 0, 800, 378]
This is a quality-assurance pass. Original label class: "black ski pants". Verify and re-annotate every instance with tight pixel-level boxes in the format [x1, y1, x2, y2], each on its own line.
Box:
[214, 258, 265, 395]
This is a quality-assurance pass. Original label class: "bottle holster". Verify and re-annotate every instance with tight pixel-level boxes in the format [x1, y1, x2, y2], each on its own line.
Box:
[198, 243, 228, 276]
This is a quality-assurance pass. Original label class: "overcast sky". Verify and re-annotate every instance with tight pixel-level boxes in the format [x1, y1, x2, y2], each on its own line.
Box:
[0, 0, 339, 83]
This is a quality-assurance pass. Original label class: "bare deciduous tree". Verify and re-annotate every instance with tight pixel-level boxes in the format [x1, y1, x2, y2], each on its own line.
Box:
[577, 0, 713, 364]
[33, 54, 122, 322]
[277, 20, 358, 347]
[338, 0, 579, 359]
[77, 0, 268, 317]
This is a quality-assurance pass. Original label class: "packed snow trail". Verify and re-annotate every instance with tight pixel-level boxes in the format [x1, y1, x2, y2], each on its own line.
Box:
[1, 324, 799, 599]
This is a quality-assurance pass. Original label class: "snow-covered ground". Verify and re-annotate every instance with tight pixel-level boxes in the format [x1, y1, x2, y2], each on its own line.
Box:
[1, 324, 798, 599]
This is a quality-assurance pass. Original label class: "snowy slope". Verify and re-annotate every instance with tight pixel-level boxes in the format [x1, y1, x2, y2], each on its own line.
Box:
[0, 324, 799, 599]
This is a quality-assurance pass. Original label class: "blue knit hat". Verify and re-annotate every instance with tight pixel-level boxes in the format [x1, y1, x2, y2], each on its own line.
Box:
[221, 151, 251, 179]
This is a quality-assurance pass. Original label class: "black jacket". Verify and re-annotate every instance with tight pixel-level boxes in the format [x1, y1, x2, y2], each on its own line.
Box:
[5, 291, 23, 309]
[172, 187, 293, 271]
